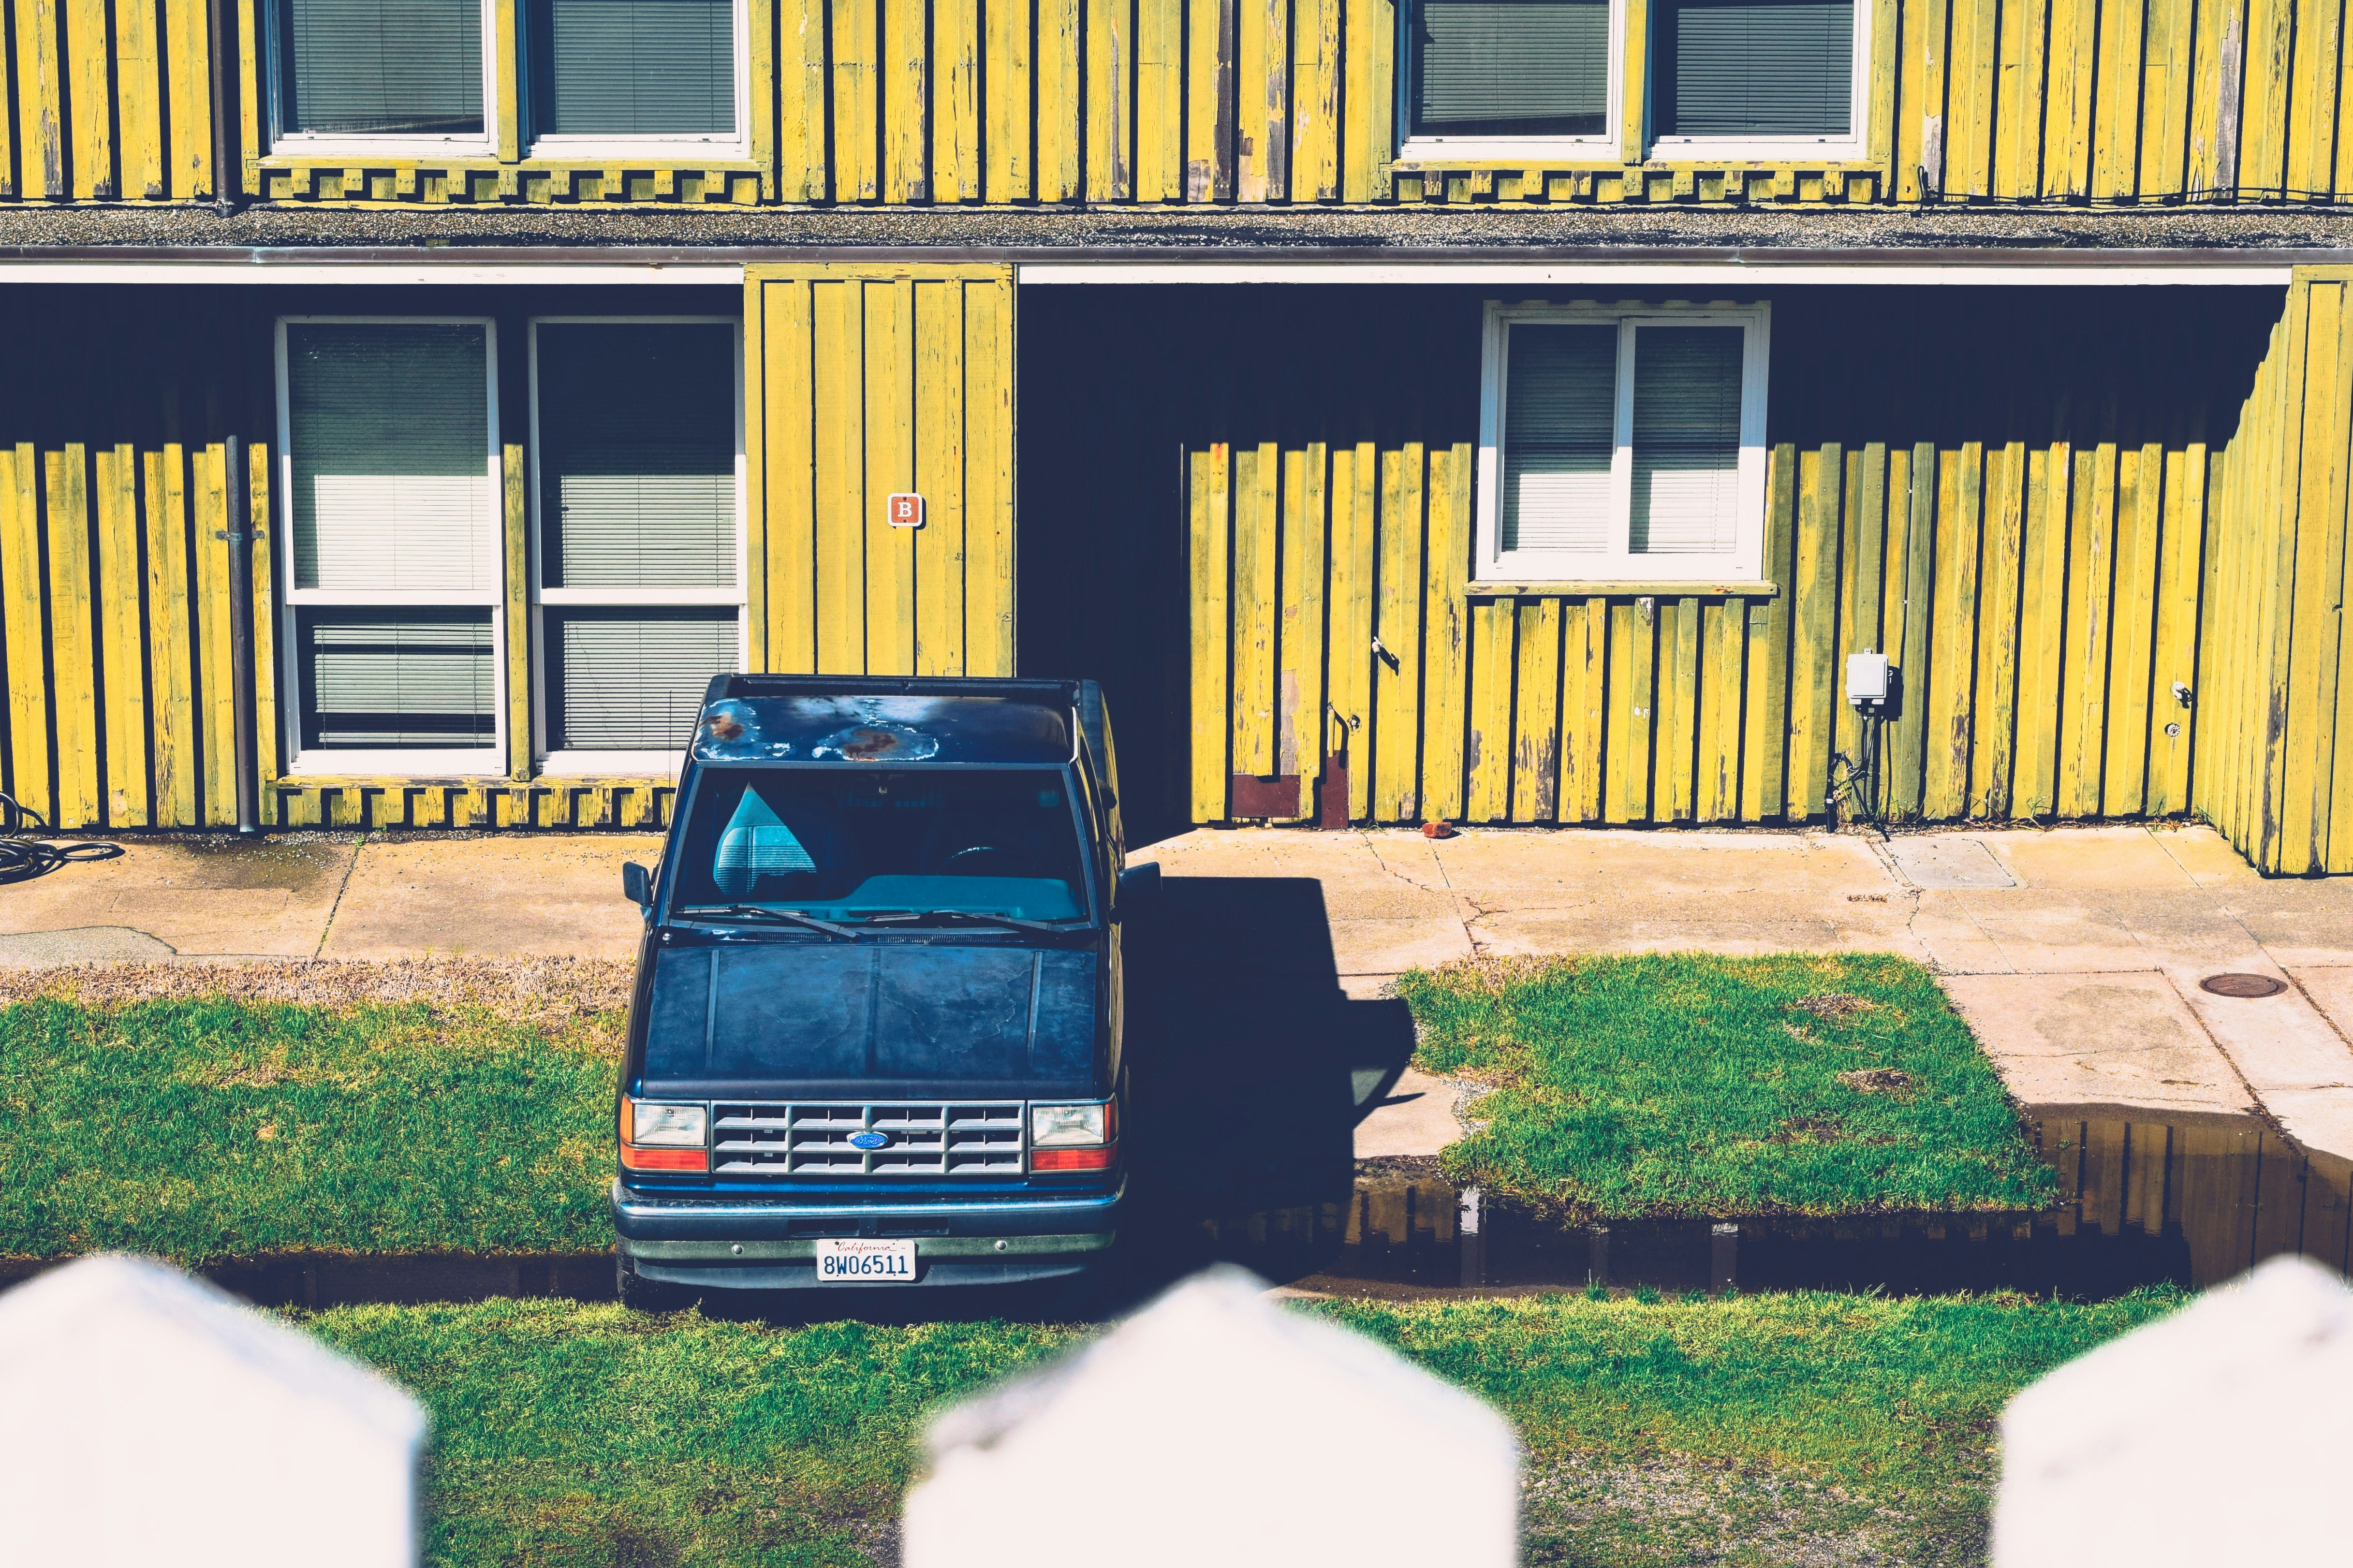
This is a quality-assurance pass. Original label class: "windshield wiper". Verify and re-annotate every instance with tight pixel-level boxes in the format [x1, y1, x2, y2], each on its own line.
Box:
[676, 904, 865, 939]
[848, 909, 1074, 937]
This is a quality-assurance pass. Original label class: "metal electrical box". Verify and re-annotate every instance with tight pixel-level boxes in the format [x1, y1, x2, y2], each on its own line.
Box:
[1846, 651, 1891, 708]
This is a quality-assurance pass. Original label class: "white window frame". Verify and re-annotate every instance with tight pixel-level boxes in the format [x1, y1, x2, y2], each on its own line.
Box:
[523, 0, 753, 159]
[274, 315, 508, 777]
[1474, 300, 1771, 586]
[1399, 0, 1624, 161]
[1645, 0, 1872, 163]
[527, 315, 748, 776]
[264, 0, 500, 156]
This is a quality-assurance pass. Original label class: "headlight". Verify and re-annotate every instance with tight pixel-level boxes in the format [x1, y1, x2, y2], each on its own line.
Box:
[1029, 1101, 1110, 1147]
[629, 1100, 707, 1147]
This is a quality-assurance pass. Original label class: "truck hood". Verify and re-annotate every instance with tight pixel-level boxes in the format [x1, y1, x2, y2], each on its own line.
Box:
[636, 940, 1102, 1097]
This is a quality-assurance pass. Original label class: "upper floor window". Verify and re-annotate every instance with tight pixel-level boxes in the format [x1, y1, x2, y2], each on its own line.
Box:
[1406, 0, 1620, 155]
[268, 0, 744, 151]
[527, 0, 739, 141]
[1475, 302, 1770, 586]
[274, 0, 488, 141]
[1649, 0, 1865, 157]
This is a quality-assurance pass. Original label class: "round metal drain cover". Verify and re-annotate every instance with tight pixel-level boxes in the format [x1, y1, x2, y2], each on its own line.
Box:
[2200, 972, 2287, 998]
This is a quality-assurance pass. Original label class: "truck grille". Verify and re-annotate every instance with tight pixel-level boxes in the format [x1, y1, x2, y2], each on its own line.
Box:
[712, 1101, 1026, 1178]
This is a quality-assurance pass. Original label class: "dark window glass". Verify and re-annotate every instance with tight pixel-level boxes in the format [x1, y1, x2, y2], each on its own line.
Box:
[277, 0, 484, 136]
[529, 0, 736, 136]
[1654, 0, 1854, 137]
[1412, 0, 1610, 139]
[673, 769, 1089, 922]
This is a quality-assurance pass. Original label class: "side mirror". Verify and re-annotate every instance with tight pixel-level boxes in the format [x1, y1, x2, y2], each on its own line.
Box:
[621, 862, 652, 909]
[1116, 862, 1161, 910]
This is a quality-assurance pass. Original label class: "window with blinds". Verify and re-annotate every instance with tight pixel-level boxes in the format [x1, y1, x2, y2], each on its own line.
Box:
[536, 323, 737, 587]
[528, 0, 737, 137]
[545, 609, 738, 751]
[286, 322, 497, 593]
[1412, 0, 1611, 138]
[275, 0, 485, 136]
[1653, 0, 1855, 138]
[532, 319, 742, 760]
[1482, 306, 1765, 581]
[297, 610, 497, 749]
[1629, 326, 1745, 555]
[1501, 325, 1616, 553]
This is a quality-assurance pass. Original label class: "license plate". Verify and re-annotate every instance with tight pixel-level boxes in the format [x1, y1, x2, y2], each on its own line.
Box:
[813, 1237, 918, 1283]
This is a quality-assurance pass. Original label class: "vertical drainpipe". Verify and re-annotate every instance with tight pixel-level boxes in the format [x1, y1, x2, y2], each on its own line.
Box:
[208, 0, 243, 215]
[224, 440, 263, 836]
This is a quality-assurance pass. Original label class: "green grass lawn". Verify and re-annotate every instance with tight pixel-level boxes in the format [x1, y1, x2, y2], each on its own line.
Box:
[1398, 953, 2056, 1220]
[0, 996, 618, 1261]
[310, 1286, 2181, 1567]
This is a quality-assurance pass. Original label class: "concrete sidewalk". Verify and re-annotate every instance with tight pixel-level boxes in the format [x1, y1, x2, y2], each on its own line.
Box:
[2, 820, 2349, 1158]
[1132, 822, 2353, 1160]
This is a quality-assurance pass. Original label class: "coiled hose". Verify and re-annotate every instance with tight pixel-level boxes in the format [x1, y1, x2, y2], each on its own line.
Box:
[0, 793, 126, 884]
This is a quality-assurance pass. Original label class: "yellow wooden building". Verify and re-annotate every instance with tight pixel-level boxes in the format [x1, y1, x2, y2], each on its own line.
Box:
[0, 0, 2348, 873]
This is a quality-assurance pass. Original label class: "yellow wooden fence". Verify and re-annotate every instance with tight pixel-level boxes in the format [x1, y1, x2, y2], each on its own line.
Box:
[1190, 435, 2213, 828]
[12, 0, 2353, 208]
[2198, 269, 2353, 875]
[0, 441, 264, 829]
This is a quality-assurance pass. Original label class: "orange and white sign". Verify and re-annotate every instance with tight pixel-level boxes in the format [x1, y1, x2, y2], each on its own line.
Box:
[886, 493, 925, 528]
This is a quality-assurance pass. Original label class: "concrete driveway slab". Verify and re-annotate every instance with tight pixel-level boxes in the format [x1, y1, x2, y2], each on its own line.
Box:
[1888, 835, 2016, 888]
[2222, 884, 2353, 968]
[0, 836, 356, 957]
[1353, 1067, 1462, 1159]
[319, 834, 660, 960]
[1940, 973, 2255, 1118]
[2292, 968, 2353, 1044]
[1980, 826, 2202, 890]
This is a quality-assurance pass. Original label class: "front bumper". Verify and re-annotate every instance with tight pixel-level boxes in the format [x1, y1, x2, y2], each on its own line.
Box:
[612, 1177, 1123, 1290]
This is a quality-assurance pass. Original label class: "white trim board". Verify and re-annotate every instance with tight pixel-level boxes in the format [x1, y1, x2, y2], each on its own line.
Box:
[0, 264, 746, 286]
[1017, 263, 2298, 286]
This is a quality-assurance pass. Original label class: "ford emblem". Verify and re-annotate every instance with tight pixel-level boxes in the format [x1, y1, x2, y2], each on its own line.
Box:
[848, 1130, 892, 1151]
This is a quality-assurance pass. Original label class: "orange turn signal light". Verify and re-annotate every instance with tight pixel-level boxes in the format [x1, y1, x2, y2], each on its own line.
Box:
[1032, 1143, 1117, 1172]
[620, 1144, 710, 1173]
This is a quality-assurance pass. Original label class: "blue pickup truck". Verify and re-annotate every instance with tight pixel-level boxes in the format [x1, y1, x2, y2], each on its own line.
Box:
[609, 675, 1151, 1308]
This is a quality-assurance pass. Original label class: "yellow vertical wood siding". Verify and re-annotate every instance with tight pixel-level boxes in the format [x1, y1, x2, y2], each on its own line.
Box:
[23, 0, 2353, 206]
[1190, 435, 2229, 828]
[2198, 268, 2353, 874]
[744, 262, 1016, 680]
[0, 441, 255, 828]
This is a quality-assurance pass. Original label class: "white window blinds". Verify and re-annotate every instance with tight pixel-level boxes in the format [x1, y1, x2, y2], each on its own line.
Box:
[546, 609, 738, 750]
[1413, 0, 1610, 138]
[1629, 325, 1745, 555]
[1501, 324, 1616, 554]
[277, 0, 485, 135]
[286, 323, 496, 593]
[535, 322, 738, 588]
[298, 609, 497, 749]
[529, 0, 736, 135]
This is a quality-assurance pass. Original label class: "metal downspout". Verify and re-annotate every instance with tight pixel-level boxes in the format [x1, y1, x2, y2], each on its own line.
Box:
[223, 441, 262, 836]
[207, 0, 242, 215]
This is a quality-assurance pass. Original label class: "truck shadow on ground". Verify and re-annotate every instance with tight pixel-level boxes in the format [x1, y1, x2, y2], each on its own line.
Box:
[696, 876, 1413, 1326]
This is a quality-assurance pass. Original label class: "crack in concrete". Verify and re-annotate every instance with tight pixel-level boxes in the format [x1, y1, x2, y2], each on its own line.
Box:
[1361, 832, 1485, 959]
[310, 833, 369, 959]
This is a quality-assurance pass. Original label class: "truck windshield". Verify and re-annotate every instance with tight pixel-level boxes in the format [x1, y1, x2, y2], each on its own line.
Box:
[671, 768, 1092, 923]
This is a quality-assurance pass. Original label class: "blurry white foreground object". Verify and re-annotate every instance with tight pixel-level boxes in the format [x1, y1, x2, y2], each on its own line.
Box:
[0, 1255, 427, 1567]
[904, 1265, 1518, 1568]
[1994, 1254, 2353, 1566]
